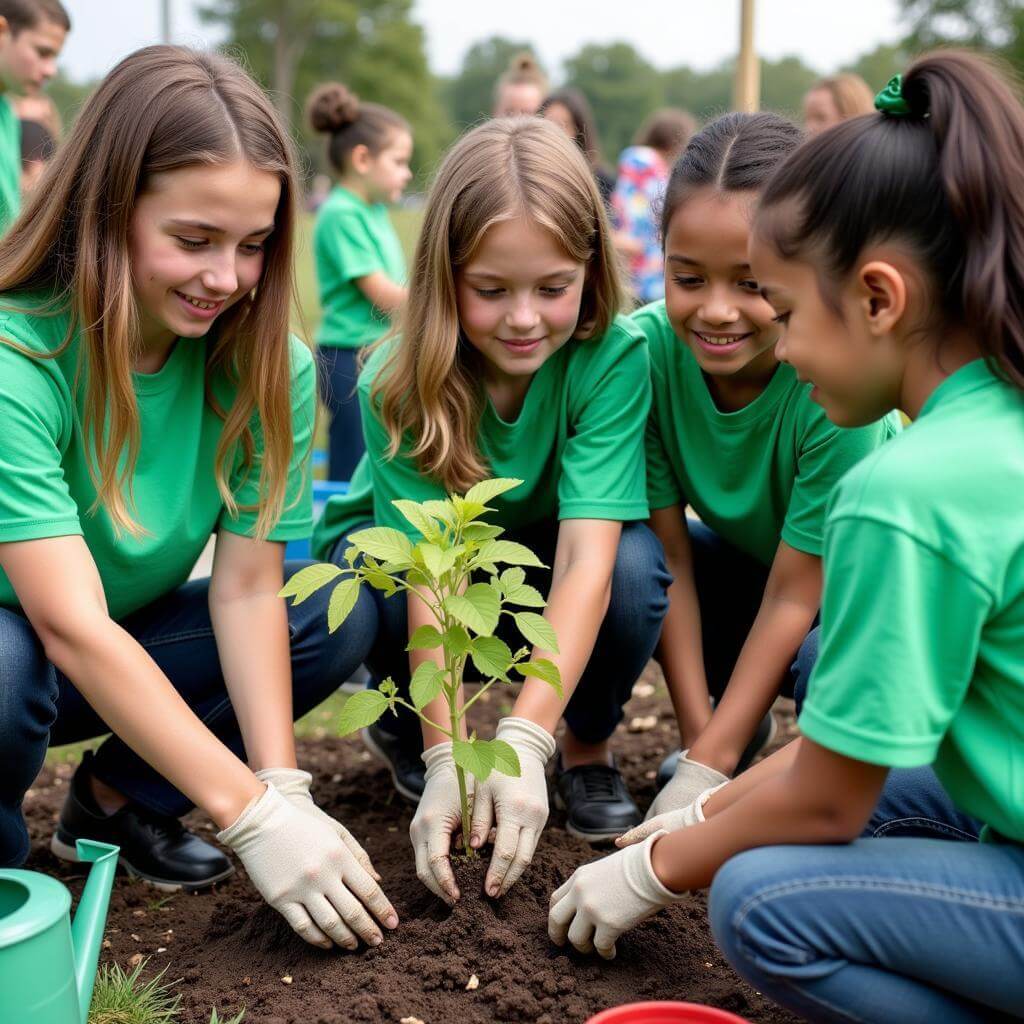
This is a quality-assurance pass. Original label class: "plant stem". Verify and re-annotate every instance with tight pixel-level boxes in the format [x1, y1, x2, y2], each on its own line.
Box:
[451, 702, 475, 858]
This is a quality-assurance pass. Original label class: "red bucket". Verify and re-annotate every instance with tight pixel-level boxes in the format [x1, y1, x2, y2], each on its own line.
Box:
[586, 1001, 750, 1024]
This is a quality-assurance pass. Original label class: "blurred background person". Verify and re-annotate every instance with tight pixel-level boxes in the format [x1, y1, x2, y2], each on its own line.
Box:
[612, 107, 696, 305]
[802, 72, 875, 135]
[492, 51, 547, 117]
[13, 89, 60, 138]
[540, 87, 615, 205]
[18, 115, 51, 192]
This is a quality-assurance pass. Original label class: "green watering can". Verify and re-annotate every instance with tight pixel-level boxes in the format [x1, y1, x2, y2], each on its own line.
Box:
[0, 839, 119, 1024]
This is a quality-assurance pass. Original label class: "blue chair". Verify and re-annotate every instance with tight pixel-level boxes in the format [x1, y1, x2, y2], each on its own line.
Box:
[285, 478, 349, 560]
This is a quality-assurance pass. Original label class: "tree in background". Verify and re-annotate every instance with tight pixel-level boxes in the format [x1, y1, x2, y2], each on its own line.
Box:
[441, 36, 540, 128]
[899, 0, 1023, 71]
[842, 43, 908, 92]
[563, 43, 662, 164]
[199, 0, 450, 180]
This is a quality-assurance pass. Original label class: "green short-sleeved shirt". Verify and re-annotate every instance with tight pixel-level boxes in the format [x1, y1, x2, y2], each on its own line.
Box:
[635, 300, 899, 564]
[313, 186, 406, 349]
[0, 292, 316, 620]
[800, 360, 1024, 842]
[313, 316, 651, 556]
[0, 95, 21, 235]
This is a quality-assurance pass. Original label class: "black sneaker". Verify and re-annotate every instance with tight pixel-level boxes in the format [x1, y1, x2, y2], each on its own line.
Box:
[50, 752, 234, 892]
[554, 757, 642, 843]
[656, 710, 778, 789]
[361, 723, 425, 803]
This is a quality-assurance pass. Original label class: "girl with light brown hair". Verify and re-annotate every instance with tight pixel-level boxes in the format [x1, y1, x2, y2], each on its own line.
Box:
[0, 45, 398, 952]
[313, 116, 670, 901]
[802, 72, 875, 135]
[492, 51, 548, 117]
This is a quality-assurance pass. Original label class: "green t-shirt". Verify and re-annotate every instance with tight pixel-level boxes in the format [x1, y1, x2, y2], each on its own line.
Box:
[0, 292, 316, 620]
[800, 360, 1024, 842]
[313, 315, 651, 556]
[313, 185, 406, 349]
[635, 300, 899, 564]
[0, 95, 21, 235]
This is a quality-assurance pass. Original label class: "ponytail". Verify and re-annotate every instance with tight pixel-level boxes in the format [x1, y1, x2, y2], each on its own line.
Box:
[758, 49, 1024, 388]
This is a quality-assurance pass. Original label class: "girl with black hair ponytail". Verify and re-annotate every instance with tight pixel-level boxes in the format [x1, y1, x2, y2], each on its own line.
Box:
[547, 51, 1024, 1022]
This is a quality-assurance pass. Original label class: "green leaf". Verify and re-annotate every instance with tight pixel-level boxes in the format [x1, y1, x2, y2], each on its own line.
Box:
[379, 677, 398, 697]
[452, 737, 495, 782]
[407, 624, 444, 650]
[462, 522, 504, 541]
[514, 612, 559, 653]
[337, 689, 388, 736]
[445, 583, 500, 636]
[516, 658, 563, 698]
[464, 477, 523, 506]
[410, 661, 445, 709]
[279, 563, 342, 603]
[348, 527, 415, 567]
[343, 544, 359, 565]
[443, 624, 472, 658]
[475, 540, 545, 568]
[327, 578, 360, 632]
[470, 635, 513, 679]
[500, 567, 526, 590]
[421, 499, 457, 526]
[504, 582, 546, 608]
[417, 542, 456, 580]
[451, 496, 488, 524]
[391, 499, 440, 540]
[489, 739, 521, 777]
[363, 566, 398, 592]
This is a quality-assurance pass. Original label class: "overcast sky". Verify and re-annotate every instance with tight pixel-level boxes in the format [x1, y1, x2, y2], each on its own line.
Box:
[59, 0, 906, 84]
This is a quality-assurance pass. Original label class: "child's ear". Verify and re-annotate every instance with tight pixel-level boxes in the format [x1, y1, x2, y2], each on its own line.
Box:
[349, 144, 372, 175]
[857, 260, 907, 336]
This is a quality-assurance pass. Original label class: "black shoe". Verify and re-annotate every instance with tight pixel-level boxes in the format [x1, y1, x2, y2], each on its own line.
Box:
[656, 710, 778, 789]
[50, 752, 234, 892]
[554, 757, 641, 843]
[361, 724, 425, 803]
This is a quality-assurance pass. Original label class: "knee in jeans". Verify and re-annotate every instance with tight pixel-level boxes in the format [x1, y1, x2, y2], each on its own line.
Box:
[0, 615, 58, 774]
[791, 626, 820, 714]
[609, 523, 671, 619]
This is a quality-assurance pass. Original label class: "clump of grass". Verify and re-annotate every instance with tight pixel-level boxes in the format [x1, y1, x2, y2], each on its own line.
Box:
[87, 957, 244, 1024]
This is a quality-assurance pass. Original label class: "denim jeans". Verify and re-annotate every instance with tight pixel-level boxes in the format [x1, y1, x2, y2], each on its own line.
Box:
[687, 519, 817, 700]
[0, 561, 373, 867]
[317, 346, 364, 482]
[709, 756, 1024, 1021]
[330, 519, 672, 751]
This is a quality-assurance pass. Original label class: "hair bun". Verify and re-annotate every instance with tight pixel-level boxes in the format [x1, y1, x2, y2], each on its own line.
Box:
[510, 52, 538, 74]
[307, 83, 360, 134]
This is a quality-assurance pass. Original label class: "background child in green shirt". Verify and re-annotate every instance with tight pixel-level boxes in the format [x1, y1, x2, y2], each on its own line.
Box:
[0, 45, 397, 954]
[549, 50, 1024, 1022]
[634, 112, 898, 836]
[315, 117, 669, 902]
[308, 81, 411, 481]
[0, 0, 68, 234]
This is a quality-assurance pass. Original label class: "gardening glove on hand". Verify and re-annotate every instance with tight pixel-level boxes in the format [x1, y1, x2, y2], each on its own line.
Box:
[548, 830, 683, 959]
[647, 750, 728, 822]
[218, 782, 398, 950]
[254, 767, 381, 881]
[469, 716, 556, 898]
[410, 742, 472, 904]
[616, 780, 727, 847]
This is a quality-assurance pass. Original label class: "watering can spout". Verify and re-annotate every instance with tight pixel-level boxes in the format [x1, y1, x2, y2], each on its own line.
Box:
[70, 839, 118, 1024]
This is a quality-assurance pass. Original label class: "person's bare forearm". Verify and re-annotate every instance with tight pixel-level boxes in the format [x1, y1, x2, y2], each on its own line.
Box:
[355, 271, 406, 314]
[701, 738, 802, 819]
[43, 612, 262, 828]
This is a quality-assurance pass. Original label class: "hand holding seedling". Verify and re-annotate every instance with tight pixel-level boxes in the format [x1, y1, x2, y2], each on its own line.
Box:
[281, 478, 563, 901]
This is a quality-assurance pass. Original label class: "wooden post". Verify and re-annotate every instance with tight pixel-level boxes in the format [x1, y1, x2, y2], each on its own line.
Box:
[734, 0, 760, 112]
[160, 0, 172, 44]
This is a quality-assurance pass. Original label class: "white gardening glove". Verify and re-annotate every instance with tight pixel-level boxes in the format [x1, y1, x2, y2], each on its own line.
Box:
[218, 783, 398, 950]
[646, 750, 728, 821]
[468, 716, 556, 898]
[254, 767, 381, 881]
[616, 780, 728, 847]
[409, 742, 474, 904]
[548, 830, 683, 959]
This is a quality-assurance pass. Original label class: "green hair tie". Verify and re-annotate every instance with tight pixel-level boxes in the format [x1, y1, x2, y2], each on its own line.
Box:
[875, 74, 912, 116]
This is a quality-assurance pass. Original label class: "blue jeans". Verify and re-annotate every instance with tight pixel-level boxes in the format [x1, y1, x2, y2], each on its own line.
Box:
[0, 562, 373, 867]
[710, 763, 1024, 1020]
[688, 520, 816, 700]
[318, 346, 364, 482]
[330, 520, 671, 749]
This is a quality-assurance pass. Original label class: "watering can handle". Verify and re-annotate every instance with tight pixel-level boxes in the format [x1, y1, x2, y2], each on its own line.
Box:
[71, 839, 119, 1024]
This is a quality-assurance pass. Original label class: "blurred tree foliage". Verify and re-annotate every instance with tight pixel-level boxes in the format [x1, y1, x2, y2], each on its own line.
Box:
[899, 0, 1023, 71]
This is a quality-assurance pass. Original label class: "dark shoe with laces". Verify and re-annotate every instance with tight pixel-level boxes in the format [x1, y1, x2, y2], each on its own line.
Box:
[656, 709, 778, 789]
[361, 723, 425, 803]
[554, 756, 641, 843]
[49, 752, 234, 892]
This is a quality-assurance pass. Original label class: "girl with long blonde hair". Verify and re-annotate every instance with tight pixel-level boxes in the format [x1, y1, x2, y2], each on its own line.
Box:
[313, 116, 670, 902]
[0, 45, 397, 952]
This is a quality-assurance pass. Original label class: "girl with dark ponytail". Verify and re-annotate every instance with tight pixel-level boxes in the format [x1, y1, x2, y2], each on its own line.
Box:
[548, 51, 1024, 1022]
